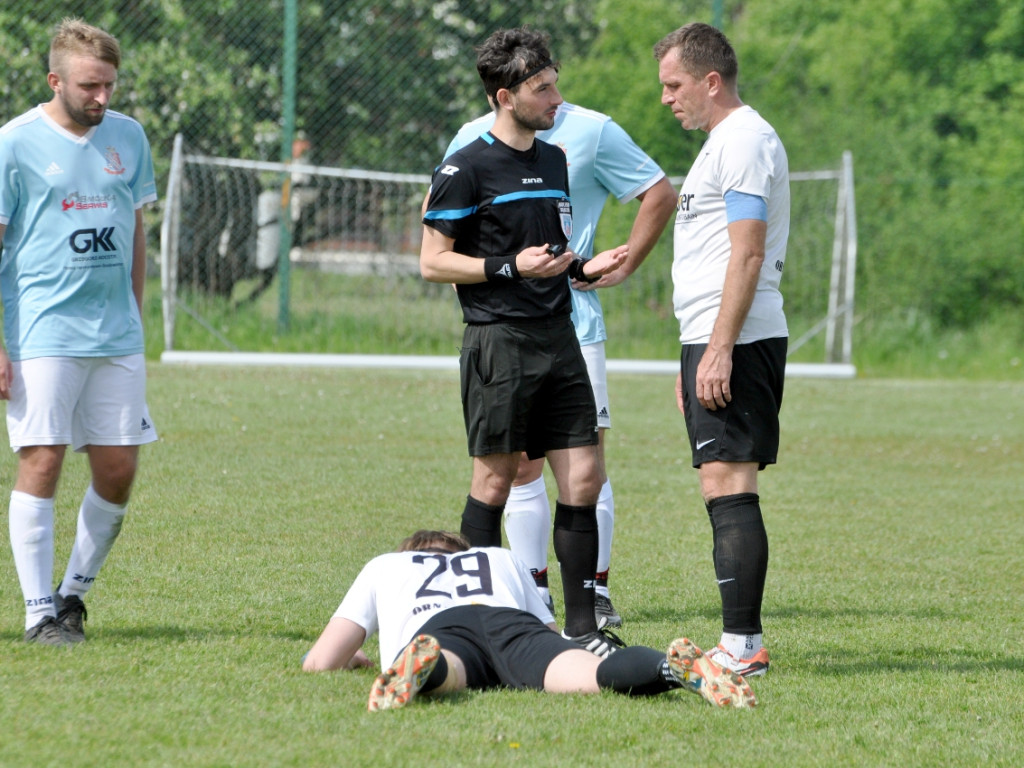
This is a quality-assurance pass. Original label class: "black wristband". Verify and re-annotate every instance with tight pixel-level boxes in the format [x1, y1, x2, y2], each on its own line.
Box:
[484, 256, 520, 281]
[568, 258, 599, 283]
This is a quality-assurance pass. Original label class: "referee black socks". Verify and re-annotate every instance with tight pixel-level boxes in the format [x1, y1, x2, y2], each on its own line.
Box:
[460, 496, 504, 548]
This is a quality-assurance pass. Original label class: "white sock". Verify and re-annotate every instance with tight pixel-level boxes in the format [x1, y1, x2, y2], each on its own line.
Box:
[503, 475, 550, 590]
[595, 479, 614, 597]
[59, 485, 127, 599]
[9, 491, 57, 630]
[719, 632, 763, 659]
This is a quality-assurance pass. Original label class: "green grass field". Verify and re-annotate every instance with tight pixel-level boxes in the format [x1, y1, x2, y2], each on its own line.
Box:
[1, 366, 1021, 767]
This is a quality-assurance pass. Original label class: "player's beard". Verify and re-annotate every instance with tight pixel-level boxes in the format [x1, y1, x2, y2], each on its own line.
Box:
[59, 92, 106, 129]
[511, 103, 556, 132]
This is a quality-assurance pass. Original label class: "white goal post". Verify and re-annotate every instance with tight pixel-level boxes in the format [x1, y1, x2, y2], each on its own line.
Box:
[160, 135, 856, 378]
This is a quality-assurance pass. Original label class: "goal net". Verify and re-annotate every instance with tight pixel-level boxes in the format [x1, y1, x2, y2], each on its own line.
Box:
[160, 135, 856, 377]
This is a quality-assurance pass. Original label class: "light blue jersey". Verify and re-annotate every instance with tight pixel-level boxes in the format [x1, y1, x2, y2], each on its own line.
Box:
[0, 106, 157, 360]
[445, 103, 666, 346]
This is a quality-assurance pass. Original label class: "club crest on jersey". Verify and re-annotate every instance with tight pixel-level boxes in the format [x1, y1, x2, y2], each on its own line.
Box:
[103, 146, 126, 175]
[558, 197, 572, 240]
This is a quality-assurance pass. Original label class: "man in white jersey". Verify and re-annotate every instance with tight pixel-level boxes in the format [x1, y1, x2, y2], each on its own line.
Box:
[654, 23, 790, 678]
[0, 18, 158, 646]
[303, 530, 756, 710]
[443, 102, 676, 628]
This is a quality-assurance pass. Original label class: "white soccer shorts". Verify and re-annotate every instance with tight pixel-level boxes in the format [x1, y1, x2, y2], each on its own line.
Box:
[580, 341, 611, 430]
[6, 354, 157, 452]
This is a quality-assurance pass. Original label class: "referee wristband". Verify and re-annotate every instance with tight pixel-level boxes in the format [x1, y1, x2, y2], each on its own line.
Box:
[568, 258, 599, 283]
[484, 256, 520, 281]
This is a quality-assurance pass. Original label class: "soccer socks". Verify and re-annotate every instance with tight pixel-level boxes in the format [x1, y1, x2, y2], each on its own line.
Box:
[9, 491, 57, 630]
[59, 485, 128, 600]
[552, 501, 598, 636]
[419, 650, 451, 695]
[595, 478, 614, 596]
[707, 493, 769, 635]
[719, 631, 764, 660]
[503, 476, 551, 599]
[596, 646, 682, 696]
[460, 496, 504, 548]
[502, 476, 616, 601]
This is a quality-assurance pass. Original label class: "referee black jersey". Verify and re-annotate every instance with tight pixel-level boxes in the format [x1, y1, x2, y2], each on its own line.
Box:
[423, 133, 572, 324]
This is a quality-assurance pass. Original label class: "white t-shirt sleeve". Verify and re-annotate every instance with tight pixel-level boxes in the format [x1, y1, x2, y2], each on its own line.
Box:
[332, 556, 383, 637]
[716, 128, 775, 199]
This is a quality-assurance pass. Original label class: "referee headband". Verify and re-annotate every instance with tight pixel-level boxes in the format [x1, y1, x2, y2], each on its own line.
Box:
[505, 59, 555, 91]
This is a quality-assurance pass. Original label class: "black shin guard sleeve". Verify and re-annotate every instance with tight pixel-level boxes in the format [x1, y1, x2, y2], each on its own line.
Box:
[595, 646, 676, 696]
[460, 495, 504, 548]
[552, 501, 598, 637]
[707, 492, 768, 635]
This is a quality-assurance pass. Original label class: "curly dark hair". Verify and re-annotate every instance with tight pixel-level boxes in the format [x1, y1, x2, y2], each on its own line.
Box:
[476, 26, 557, 103]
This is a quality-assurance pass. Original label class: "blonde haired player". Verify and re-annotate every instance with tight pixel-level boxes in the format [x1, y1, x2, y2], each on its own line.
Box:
[0, 18, 158, 645]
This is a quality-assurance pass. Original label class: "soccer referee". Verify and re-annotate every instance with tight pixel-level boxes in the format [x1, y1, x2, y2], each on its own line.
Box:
[420, 26, 626, 653]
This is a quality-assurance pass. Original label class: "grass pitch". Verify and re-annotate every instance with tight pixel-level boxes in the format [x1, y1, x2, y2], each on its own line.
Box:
[1, 366, 1021, 767]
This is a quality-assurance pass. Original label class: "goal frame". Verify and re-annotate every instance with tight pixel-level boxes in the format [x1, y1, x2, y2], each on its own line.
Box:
[160, 135, 856, 378]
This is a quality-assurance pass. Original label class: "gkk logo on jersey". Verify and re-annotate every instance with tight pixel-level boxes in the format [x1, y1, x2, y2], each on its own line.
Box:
[558, 197, 573, 241]
[70, 228, 116, 253]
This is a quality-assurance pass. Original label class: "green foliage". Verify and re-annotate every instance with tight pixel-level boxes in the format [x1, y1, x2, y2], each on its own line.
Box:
[4, 0, 1022, 364]
[565, 0, 709, 172]
[563, 0, 1024, 337]
[730, 0, 1024, 329]
[1, 368, 1022, 765]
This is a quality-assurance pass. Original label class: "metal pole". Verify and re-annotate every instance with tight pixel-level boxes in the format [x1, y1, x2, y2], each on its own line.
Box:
[713, 0, 724, 29]
[277, 0, 297, 333]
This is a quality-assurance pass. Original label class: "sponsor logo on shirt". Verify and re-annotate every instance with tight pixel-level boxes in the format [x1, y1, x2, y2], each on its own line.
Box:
[103, 146, 126, 175]
[61, 191, 115, 212]
[69, 227, 117, 253]
[522, 177, 543, 184]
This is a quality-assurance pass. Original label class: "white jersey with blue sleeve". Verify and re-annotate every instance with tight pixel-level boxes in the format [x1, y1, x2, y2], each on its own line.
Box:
[0, 106, 157, 360]
[672, 106, 789, 344]
[333, 546, 554, 667]
[445, 103, 666, 346]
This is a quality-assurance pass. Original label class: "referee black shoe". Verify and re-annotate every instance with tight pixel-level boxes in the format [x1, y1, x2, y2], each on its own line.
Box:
[561, 618, 626, 658]
[594, 593, 622, 628]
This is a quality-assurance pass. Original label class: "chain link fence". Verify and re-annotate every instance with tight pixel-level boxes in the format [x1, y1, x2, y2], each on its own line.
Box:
[2, 2, 854, 366]
[3, 1, 597, 201]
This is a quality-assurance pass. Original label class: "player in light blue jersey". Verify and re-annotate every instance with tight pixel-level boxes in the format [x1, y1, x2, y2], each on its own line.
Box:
[444, 102, 676, 627]
[0, 19, 158, 646]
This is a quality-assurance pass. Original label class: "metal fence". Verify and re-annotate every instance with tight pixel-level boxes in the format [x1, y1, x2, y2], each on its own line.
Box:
[3, 2, 856, 371]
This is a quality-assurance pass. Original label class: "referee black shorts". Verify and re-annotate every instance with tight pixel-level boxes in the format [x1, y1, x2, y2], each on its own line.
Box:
[460, 317, 598, 459]
[415, 605, 577, 690]
[680, 337, 787, 469]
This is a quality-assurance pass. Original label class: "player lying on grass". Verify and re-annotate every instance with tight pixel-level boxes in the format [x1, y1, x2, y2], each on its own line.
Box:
[302, 530, 756, 709]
